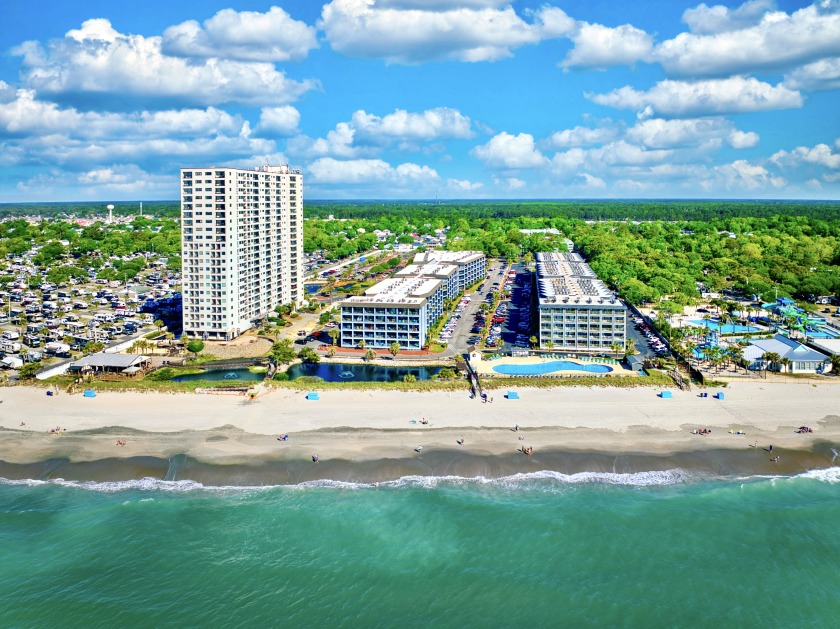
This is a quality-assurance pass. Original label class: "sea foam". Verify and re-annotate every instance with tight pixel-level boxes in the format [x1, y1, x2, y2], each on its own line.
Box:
[3, 466, 839, 493]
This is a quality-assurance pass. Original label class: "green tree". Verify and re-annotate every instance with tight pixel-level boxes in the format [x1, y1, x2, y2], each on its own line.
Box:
[17, 361, 42, 380]
[186, 339, 205, 359]
[83, 341, 105, 355]
[269, 339, 296, 365]
[763, 351, 781, 373]
[403, 373, 417, 383]
[329, 328, 339, 346]
[154, 319, 165, 333]
[298, 346, 320, 363]
[364, 348, 376, 361]
[389, 341, 400, 357]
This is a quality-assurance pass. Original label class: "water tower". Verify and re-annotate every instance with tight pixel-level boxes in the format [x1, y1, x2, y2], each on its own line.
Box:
[107, 204, 114, 224]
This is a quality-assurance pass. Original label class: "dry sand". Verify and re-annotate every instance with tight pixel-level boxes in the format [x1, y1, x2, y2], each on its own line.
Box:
[1, 381, 838, 483]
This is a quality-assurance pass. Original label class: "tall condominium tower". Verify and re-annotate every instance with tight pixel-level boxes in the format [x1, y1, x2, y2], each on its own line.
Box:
[180, 165, 303, 340]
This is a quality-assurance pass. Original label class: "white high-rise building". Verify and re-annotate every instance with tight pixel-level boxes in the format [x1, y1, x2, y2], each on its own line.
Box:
[180, 165, 303, 340]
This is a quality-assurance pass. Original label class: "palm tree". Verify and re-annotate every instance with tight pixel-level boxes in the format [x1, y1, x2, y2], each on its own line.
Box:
[624, 338, 636, 357]
[357, 339, 366, 350]
[728, 345, 744, 373]
[154, 319, 165, 333]
[328, 328, 339, 346]
[364, 348, 376, 362]
[610, 341, 621, 357]
[389, 341, 400, 358]
[763, 351, 781, 374]
[829, 354, 840, 376]
[685, 340, 697, 365]
[530, 336, 539, 349]
[780, 356, 792, 375]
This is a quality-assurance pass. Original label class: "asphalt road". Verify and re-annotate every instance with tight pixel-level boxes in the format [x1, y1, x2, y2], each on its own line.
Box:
[441, 261, 507, 357]
[497, 263, 533, 353]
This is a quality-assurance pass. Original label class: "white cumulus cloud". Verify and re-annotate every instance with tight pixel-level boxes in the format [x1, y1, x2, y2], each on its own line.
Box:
[447, 178, 484, 191]
[587, 76, 803, 117]
[784, 56, 840, 91]
[471, 132, 546, 168]
[546, 123, 622, 149]
[562, 22, 654, 69]
[728, 129, 760, 148]
[655, 2, 840, 76]
[682, 0, 775, 34]
[715, 159, 786, 189]
[771, 141, 840, 169]
[351, 107, 474, 141]
[162, 6, 318, 62]
[12, 19, 318, 107]
[318, 0, 574, 63]
[308, 157, 439, 184]
[257, 106, 301, 136]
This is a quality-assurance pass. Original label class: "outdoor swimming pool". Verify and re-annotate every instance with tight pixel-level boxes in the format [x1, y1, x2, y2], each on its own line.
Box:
[689, 319, 761, 334]
[492, 360, 613, 375]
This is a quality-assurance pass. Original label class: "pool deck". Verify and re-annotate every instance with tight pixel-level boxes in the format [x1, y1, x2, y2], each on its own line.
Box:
[472, 355, 636, 378]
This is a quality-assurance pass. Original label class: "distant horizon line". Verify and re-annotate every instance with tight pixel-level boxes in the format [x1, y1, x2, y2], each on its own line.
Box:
[2, 197, 840, 207]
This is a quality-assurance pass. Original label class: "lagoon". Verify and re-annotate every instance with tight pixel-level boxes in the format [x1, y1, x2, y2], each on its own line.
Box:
[285, 362, 442, 382]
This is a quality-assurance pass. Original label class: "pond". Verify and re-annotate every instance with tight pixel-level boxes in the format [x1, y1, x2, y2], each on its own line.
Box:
[285, 362, 443, 382]
[171, 363, 444, 383]
[172, 368, 263, 383]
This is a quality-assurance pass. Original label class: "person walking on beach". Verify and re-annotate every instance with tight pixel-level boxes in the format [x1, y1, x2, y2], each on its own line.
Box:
[769, 444, 773, 452]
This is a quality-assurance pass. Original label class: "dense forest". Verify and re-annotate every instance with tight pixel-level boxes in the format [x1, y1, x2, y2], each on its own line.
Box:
[4, 199, 840, 222]
[302, 206, 840, 305]
[2, 200, 838, 306]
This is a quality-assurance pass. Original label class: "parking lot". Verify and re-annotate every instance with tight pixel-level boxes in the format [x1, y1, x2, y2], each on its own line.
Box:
[485, 263, 534, 352]
[0, 277, 177, 376]
[434, 261, 506, 354]
[627, 311, 671, 359]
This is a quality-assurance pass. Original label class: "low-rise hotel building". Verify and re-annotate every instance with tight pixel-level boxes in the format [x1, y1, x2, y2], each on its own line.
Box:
[340, 250, 486, 349]
[339, 276, 444, 350]
[536, 252, 626, 353]
[411, 251, 486, 292]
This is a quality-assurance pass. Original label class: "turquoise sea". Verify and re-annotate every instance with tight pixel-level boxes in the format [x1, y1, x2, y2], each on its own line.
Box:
[2, 469, 840, 627]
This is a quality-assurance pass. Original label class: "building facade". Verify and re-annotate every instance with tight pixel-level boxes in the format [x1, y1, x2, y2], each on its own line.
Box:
[340, 250, 486, 350]
[536, 252, 626, 353]
[412, 251, 486, 292]
[340, 277, 444, 350]
[181, 165, 302, 340]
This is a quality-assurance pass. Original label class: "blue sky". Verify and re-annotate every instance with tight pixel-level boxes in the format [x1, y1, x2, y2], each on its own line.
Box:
[1, 0, 839, 201]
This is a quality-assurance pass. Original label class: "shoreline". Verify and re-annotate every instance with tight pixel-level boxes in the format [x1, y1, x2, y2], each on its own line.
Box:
[1, 382, 838, 483]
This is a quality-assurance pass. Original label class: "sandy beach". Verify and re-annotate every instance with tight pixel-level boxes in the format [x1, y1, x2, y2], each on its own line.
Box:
[1, 382, 838, 483]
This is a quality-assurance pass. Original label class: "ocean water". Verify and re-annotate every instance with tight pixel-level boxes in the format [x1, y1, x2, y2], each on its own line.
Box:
[2, 469, 840, 627]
